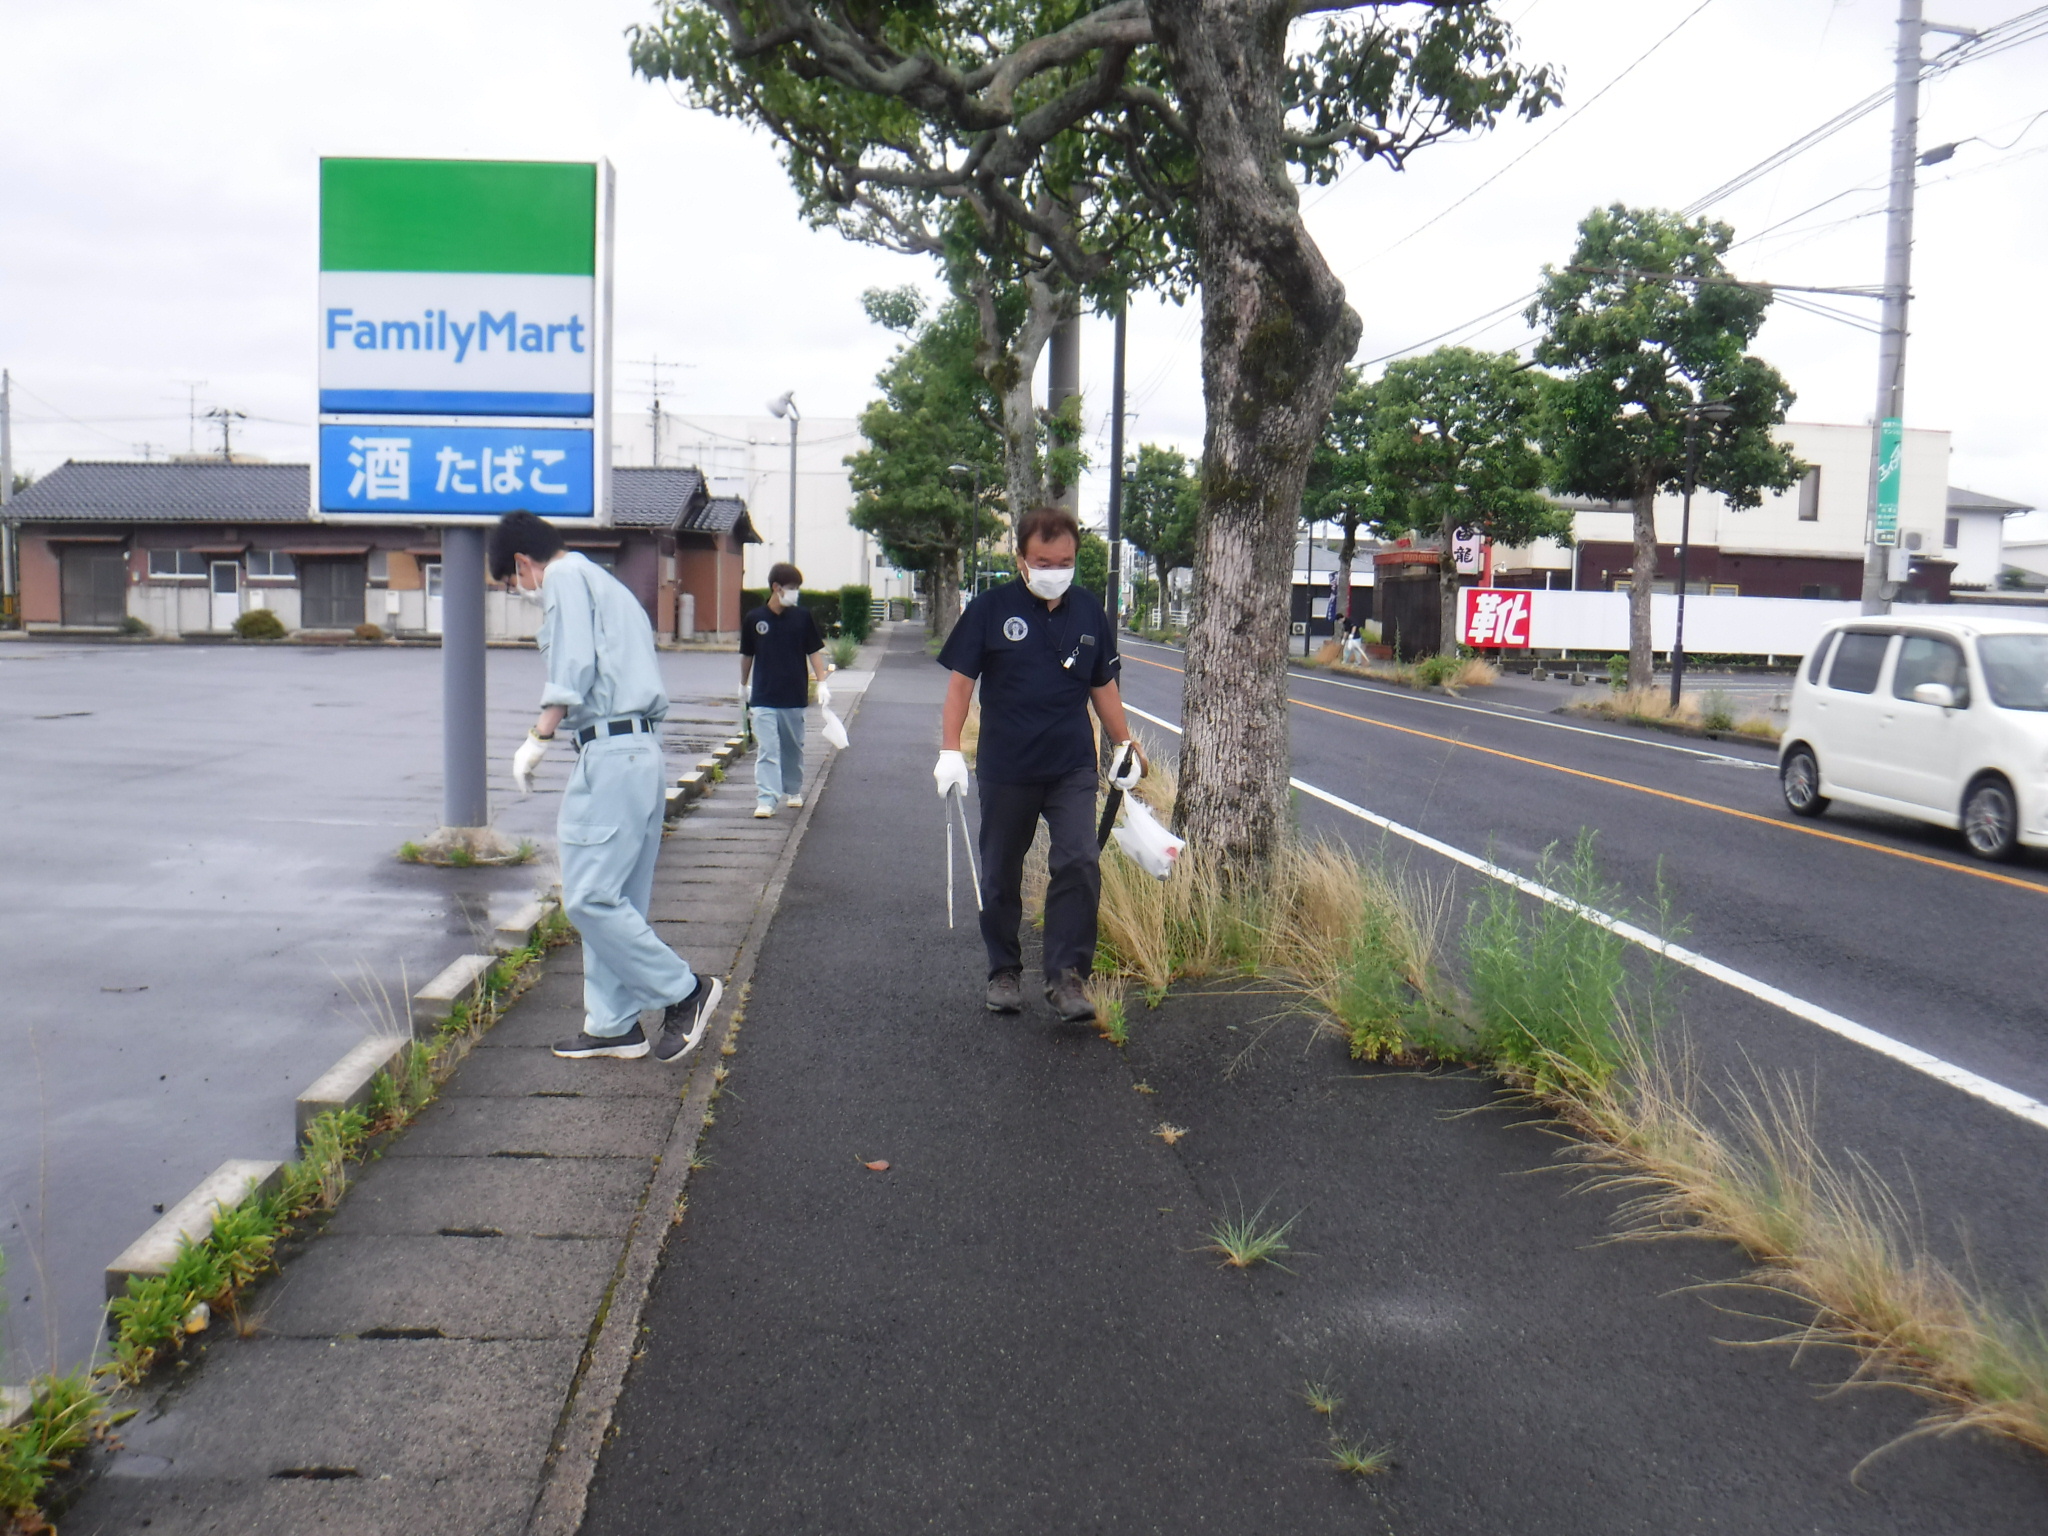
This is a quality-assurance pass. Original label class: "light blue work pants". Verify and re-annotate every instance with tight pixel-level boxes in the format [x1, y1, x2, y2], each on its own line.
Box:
[751, 705, 807, 807]
[558, 732, 695, 1037]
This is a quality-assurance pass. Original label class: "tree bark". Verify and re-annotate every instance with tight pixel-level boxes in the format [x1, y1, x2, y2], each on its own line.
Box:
[1438, 509, 1460, 659]
[1336, 517, 1358, 627]
[1628, 471, 1658, 691]
[931, 545, 964, 640]
[1148, 0, 1363, 873]
[968, 264, 1070, 540]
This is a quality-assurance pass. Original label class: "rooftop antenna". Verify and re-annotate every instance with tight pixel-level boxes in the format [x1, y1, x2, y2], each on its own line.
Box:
[620, 356, 694, 466]
[172, 379, 208, 455]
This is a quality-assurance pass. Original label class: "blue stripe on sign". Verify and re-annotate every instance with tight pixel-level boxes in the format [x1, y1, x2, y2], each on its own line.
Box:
[319, 388, 595, 417]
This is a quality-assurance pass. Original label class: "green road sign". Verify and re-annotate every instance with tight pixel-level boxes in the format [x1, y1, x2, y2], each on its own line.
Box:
[1874, 416, 1903, 547]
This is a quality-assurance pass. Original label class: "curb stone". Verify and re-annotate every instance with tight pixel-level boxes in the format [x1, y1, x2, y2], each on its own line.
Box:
[294, 1035, 414, 1142]
[410, 953, 498, 1035]
[103, 1159, 285, 1300]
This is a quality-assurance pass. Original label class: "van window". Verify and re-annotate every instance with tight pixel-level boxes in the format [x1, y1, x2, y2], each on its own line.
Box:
[1805, 632, 1838, 684]
[1978, 634, 2048, 712]
[1892, 635, 1969, 707]
[1826, 630, 1892, 694]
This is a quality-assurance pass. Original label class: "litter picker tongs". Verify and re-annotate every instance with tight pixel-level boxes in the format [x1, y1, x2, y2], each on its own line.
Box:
[944, 784, 981, 929]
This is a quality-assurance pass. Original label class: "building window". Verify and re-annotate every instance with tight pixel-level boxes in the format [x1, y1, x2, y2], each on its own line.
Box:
[1943, 516, 1960, 549]
[1797, 466, 1821, 522]
[1708, 583, 1740, 596]
[246, 550, 296, 579]
[368, 550, 390, 584]
[147, 549, 207, 578]
[1801, 583, 1840, 600]
[573, 547, 619, 572]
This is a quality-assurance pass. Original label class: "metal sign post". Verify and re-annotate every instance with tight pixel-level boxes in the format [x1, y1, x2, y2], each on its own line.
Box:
[314, 156, 614, 862]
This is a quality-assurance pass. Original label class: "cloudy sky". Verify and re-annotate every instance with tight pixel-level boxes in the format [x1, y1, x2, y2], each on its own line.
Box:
[5, 0, 2046, 541]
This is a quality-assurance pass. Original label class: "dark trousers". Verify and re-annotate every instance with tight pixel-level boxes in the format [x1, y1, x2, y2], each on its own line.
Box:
[977, 767, 1100, 982]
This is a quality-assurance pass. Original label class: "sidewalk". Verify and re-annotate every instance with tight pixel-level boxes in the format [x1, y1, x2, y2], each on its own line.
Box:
[578, 626, 2048, 1533]
[61, 664, 871, 1536]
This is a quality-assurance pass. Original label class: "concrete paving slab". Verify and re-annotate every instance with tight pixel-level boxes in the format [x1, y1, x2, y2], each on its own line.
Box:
[257, 1235, 616, 1340]
[440, 1046, 683, 1099]
[73, 1475, 536, 1536]
[322, 1155, 650, 1238]
[98, 1336, 578, 1481]
[384, 1096, 676, 1158]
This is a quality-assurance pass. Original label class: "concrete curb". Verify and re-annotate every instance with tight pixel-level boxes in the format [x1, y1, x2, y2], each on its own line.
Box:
[410, 953, 497, 1036]
[523, 685, 866, 1536]
[1, 1385, 30, 1430]
[493, 899, 551, 955]
[294, 1034, 413, 1142]
[104, 1159, 285, 1300]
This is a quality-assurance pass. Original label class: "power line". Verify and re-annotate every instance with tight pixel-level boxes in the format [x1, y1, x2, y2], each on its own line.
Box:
[1337, 0, 1723, 276]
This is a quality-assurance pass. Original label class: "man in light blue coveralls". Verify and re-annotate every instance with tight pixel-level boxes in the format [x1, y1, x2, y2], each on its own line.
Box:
[490, 512, 722, 1064]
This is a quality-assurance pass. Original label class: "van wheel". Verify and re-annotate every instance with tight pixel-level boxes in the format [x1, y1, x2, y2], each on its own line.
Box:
[1781, 747, 1828, 818]
[1962, 776, 2020, 862]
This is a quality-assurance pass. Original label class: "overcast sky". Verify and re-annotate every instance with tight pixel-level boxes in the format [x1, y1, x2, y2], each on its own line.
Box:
[5, 0, 2046, 541]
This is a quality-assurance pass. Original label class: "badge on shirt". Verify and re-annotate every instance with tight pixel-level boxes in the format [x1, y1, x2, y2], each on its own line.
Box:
[1002, 616, 1029, 642]
[755, 620, 770, 635]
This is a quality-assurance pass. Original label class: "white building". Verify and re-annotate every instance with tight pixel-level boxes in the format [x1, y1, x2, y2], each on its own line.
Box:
[1943, 486, 2034, 589]
[611, 408, 913, 600]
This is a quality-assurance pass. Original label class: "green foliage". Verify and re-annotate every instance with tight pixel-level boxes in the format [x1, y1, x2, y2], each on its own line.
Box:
[845, 298, 1004, 582]
[1700, 689, 1736, 732]
[1367, 346, 1568, 550]
[839, 584, 874, 643]
[1606, 653, 1629, 690]
[396, 841, 423, 863]
[354, 622, 385, 642]
[120, 614, 153, 636]
[829, 635, 861, 669]
[1204, 1197, 1300, 1272]
[1413, 654, 1460, 687]
[1329, 906, 1429, 1062]
[1461, 833, 1636, 1090]
[232, 607, 287, 640]
[0, 1372, 101, 1521]
[1076, 529, 1109, 601]
[1122, 443, 1201, 575]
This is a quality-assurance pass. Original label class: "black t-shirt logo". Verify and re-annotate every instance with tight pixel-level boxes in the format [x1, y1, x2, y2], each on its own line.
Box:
[1002, 616, 1029, 642]
[755, 619, 770, 635]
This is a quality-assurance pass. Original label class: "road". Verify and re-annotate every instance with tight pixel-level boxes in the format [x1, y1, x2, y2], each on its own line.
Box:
[1119, 639, 2048, 1303]
[0, 639, 740, 1377]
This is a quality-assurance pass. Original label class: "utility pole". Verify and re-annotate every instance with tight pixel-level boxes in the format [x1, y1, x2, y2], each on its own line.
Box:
[205, 406, 247, 462]
[768, 391, 801, 567]
[1106, 304, 1127, 627]
[623, 356, 683, 466]
[1860, 0, 1976, 613]
[2, 369, 15, 628]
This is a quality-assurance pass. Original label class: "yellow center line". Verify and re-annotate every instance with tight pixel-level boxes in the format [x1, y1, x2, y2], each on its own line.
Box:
[1124, 652, 2048, 898]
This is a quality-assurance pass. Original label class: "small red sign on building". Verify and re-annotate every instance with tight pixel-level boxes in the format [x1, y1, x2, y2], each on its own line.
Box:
[1459, 587, 1532, 648]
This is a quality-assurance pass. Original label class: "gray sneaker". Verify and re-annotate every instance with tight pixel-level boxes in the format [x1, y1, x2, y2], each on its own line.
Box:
[1045, 974, 1096, 1023]
[655, 975, 724, 1063]
[985, 969, 1023, 1013]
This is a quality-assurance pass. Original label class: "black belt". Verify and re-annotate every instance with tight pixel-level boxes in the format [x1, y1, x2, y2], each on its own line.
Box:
[573, 716, 655, 748]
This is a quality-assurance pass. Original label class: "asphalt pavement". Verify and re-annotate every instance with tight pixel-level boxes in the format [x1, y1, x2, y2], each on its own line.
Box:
[0, 640, 741, 1376]
[1120, 640, 2048, 1304]
[580, 626, 2048, 1534]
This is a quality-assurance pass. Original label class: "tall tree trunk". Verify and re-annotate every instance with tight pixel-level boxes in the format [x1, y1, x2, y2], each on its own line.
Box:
[931, 546, 964, 641]
[1628, 471, 1657, 691]
[969, 265, 1068, 538]
[1149, 0, 1363, 873]
[1337, 517, 1358, 627]
[1438, 509, 1460, 658]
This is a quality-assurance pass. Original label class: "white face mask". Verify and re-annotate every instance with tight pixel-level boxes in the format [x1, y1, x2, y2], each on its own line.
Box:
[772, 585, 796, 605]
[1022, 566, 1074, 602]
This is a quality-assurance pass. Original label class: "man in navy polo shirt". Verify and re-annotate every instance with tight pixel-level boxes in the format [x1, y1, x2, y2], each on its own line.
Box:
[935, 506, 1145, 1021]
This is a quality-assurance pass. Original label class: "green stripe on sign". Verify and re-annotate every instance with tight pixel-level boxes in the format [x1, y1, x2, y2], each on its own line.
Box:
[321, 159, 595, 275]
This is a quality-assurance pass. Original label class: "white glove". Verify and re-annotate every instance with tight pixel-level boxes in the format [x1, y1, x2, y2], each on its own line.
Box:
[512, 731, 551, 793]
[934, 749, 969, 799]
[737, 683, 750, 715]
[1109, 741, 1145, 791]
[816, 681, 833, 710]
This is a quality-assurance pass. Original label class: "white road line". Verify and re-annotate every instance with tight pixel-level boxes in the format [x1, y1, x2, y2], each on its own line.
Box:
[1121, 701, 2048, 1134]
[1120, 638, 1772, 769]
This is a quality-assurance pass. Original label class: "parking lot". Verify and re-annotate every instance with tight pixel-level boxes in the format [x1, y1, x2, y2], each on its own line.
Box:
[0, 638, 739, 1374]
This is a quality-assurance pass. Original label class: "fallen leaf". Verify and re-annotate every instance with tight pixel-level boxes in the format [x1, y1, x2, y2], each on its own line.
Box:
[1154, 1124, 1187, 1146]
[863, 1159, 891, 1172]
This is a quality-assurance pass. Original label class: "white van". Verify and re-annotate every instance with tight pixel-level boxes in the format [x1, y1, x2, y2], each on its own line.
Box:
[1779, 613, 2048, 860]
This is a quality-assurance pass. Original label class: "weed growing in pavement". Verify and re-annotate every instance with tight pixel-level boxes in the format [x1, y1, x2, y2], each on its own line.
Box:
[1301, 1379, 1342, 1417]
[1203, 1197, 1300, 1272]
[0, 1370, 101, 1524]
[1326, 1436, 1395, 1477]
[396, 841, 424, 863]
[828, 635, 860, 669]
[1085, 977, 1127, 1045]
[1606, 652, 1629, 689]
[1700, 689, 1737, 732]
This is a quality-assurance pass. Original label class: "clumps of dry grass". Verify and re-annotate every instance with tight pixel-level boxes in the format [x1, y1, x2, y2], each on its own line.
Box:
[1555, 1042, 2048, 1460]
[1568, 687, 1781, 743]
[1322, 654, 1499, 693]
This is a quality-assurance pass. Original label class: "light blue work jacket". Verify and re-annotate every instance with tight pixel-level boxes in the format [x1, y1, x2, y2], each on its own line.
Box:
[537, 552, 669, 734]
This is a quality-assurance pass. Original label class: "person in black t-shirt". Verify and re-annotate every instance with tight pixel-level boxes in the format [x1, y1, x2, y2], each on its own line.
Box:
[935, 506, 1146, 1022]
[740, 562, 829, 819]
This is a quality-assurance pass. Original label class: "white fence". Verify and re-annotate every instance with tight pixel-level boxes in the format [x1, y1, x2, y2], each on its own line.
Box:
[1514, 589, 2048, 658]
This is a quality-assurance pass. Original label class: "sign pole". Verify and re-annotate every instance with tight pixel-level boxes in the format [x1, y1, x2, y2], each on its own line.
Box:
[441, 526, 489, 829]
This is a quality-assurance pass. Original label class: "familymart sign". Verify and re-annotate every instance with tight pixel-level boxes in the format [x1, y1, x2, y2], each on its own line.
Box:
[315, 157, 613, 522]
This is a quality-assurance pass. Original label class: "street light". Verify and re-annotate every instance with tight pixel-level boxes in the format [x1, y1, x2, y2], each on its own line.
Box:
[949, 462, 981, 599]
[767, 390, 800, 567]
[1669, 399, 1736, 711]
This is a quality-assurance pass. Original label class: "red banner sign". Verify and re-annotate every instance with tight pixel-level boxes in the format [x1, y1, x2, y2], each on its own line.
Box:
[1459, 587, 1532, 648]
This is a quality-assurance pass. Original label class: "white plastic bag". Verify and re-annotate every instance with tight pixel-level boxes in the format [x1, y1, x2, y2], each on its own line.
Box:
[1110, 795, 1186, 880]
[819, 704, 850, 750]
